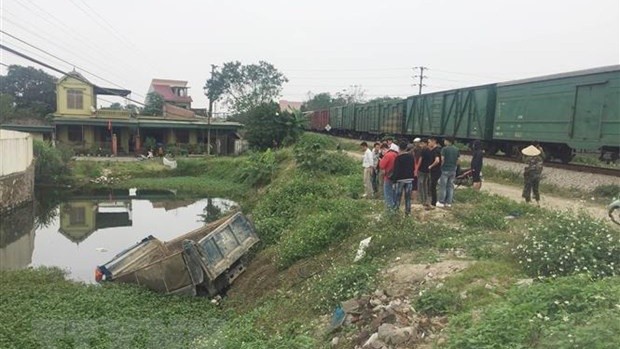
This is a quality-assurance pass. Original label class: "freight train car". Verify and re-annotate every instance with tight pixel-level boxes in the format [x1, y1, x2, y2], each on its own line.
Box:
[404, 84, 496, 143]
[378, 99, 405, 136]
[309, 109, 330, 131]
[493, 66, 620, 162]
[330, 106, 344, 131]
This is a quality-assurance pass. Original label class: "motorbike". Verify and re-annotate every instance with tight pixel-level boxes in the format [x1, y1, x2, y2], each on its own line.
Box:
[609, 198, 620, 225]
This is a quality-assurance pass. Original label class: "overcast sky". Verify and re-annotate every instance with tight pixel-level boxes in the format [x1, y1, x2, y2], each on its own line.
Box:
[1, 0, 618, 109]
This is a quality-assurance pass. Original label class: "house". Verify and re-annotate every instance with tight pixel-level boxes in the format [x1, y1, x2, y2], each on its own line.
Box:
[279, 100, 303, 112]
[50, 72, 243, 155]
[148, 79, 193, 109]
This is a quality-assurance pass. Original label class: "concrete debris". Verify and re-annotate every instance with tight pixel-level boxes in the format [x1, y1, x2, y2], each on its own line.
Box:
[341, 291, 447, 349]
[516, 278, 534, 286]
[331, 337, 340, 347]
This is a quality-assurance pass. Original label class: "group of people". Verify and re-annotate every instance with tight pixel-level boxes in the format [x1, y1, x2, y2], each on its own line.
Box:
[361, 136, 545, 213]
[361, 136, 484, 214]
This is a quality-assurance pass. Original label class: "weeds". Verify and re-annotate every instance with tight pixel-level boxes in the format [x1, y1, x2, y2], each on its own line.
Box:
[513, 211, 620, 279]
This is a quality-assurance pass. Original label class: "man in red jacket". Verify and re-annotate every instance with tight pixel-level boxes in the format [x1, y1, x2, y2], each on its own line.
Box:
[379, 143, 398, 209]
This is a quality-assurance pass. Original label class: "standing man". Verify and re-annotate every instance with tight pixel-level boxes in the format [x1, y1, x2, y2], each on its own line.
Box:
[371, 142, 381, 197]
[417, 139, 434, 210]
[427, 137, 442, 206]
[392, 142, 415, 215]
[521, 145, 543, 205]
[471, 140, 484, 191]
[379, 143, 398, 209]
[361, 142, 374, 198]
[386, 137, 400, 152]
[437, 137, 459, 208]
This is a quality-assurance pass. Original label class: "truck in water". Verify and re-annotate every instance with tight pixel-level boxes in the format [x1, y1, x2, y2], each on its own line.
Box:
[95, 212, 259, 296]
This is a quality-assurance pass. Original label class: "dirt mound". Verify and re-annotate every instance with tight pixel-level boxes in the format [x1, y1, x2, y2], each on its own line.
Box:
[382, 259, 472, 297]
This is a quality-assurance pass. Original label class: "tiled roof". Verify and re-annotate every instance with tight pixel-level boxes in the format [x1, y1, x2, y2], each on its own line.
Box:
[279, 100, 303, 111]
[163, 103, 196, 119]
[151, 84, 193, 103]
[150, 78, 188, 87]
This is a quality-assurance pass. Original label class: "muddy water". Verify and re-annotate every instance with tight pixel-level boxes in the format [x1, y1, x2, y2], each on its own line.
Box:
[0, 189, 235, 283]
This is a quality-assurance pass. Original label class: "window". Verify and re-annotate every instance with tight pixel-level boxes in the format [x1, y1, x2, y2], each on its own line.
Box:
[69, 207, 86, 225]
[67, 126, 83, 142]
[67, 89, 84, 109]
[213, 228, 240, 257]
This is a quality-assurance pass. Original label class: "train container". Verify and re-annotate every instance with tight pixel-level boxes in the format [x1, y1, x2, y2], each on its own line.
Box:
[494, 65, 620, 161]
[378, 99, 405, 136]
[342, 103, 356, 131]
[310, 109, 330, 131]
[404, 84, 496, 141]
[355, 103, 380, 135]
[330, 106, 344, 130]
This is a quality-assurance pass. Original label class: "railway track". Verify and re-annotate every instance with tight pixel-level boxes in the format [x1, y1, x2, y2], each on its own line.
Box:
[460, 151, 620, 177]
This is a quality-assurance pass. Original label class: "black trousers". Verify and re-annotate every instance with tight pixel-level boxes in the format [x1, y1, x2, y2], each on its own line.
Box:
[430, 171, 441, 206]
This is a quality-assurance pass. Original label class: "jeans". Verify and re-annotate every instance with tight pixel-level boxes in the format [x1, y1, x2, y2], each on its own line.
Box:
[394, 181, 413, 214]
[438, 170, 456, 205]
[430, 171, 440, 205]
[383, 179, 396, 210]
[371, 168, 378, 195]
[418, 172, 431, 205]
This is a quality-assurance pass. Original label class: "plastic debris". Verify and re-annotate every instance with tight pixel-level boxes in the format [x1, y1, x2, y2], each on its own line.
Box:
[354, 237, 372, 262]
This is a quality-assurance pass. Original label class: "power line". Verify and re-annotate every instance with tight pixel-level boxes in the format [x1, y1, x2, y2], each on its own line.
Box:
[412, 66, 428, 95]
[0, 30, 145, 99]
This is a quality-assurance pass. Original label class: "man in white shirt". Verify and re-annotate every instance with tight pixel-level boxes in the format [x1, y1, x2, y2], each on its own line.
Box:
[361, 142, 374, 198]
[386, 137, 400, 152]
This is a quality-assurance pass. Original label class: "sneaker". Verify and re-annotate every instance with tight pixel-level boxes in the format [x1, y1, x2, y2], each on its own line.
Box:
[446, 204, 452, 208]
[436, 202, 445, 208]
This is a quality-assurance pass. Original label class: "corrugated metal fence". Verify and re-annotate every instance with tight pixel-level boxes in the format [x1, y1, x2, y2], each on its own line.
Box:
[0, 130, 33, 177]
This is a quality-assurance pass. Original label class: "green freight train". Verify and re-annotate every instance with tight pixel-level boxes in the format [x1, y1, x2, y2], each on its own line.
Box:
[307, 65, 620, 162]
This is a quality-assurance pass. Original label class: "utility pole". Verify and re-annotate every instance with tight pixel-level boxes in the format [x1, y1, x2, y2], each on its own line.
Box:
[412, 66, 428, 95]
[207, 64, 217, 156]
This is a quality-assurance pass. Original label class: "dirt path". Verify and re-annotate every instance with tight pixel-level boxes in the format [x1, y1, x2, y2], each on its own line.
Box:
[480, 182, 609, 221]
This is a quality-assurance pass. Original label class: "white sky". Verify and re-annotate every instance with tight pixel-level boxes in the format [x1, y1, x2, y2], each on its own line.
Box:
[1, 0, 618, 109]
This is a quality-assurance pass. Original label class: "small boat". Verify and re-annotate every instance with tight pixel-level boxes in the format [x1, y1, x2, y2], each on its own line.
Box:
[95, 212, 259, 296]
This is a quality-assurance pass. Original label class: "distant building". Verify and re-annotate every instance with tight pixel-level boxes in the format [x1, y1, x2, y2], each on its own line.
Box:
[46, 72, 243, 155]
[279, 100, 303, 112]
[148, 79, 193, 109]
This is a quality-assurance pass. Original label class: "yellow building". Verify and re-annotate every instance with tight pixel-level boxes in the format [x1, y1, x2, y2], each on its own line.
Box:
[51, 71, 243, 156]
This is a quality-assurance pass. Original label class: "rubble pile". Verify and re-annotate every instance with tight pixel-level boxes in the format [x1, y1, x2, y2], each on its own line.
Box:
[335, 289, 448, 349]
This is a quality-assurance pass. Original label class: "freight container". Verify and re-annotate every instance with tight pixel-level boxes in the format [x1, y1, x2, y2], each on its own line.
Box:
[494, 65, 620, 161]
[355, 103, 380, 134]
[342, 103, 356, 131]
[378, 100, 405, 136]
[329, 106, 344, 130]
[310, 109, 330, 131]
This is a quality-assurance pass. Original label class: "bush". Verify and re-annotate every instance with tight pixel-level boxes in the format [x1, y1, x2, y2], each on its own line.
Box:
[33, 140, 72, 184]
[253, 174, 338, 245]
[513, 211, 620, 278]
[446, 275, 620, 349]
[275, 199, 362, 268]
[237, 149, 277, 187]
[593, 184, 620, 198]
[415, 288, 462, 316]
[307, 262, 378, 312]
[293, 136, 357, 175]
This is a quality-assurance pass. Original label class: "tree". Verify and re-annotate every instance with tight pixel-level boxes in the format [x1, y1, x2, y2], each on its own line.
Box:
[301, 92, 337, 111]
[204, 61, 288, 115]
[335, 85, 366, 104]
[244, 102, 305, 150]
[142, 92, 164, 116]
[0, 65, 57, 117]
[109, 102, 123, 110]
[0, 94, 15, 123]
[366, 96, 402, 104]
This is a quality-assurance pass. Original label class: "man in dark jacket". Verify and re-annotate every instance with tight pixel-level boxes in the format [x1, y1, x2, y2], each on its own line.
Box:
[471, 140, 483, 191]
[392, 142, 415, 215]
[427, 137, 442, 206]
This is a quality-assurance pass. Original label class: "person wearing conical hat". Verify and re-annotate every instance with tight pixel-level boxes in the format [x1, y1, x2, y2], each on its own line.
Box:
[521, 145, 543, 205]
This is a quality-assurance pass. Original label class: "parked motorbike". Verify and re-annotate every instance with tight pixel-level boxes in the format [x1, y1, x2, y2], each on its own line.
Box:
[609, 198, 620, 225]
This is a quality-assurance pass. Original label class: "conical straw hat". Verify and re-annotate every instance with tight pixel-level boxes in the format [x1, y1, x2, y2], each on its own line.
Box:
[521, 145, 541, 157]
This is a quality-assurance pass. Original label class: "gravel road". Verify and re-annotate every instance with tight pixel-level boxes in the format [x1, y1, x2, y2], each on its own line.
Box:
[461, 155, 619, 192]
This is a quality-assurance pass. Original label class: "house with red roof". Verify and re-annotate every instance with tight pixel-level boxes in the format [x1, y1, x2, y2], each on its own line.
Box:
[148, 79, 193, 110]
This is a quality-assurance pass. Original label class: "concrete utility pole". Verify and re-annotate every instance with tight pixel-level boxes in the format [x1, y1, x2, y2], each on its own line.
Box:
[207, 64, 217, 156]
[412, 66, 428, 95]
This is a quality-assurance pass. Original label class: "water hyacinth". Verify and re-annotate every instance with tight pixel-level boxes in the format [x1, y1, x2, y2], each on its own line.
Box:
[512, 211, 620, 278]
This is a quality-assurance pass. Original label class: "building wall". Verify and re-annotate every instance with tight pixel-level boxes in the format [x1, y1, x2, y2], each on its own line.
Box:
[0, 163, 34, 213]
[56, 76, 95, 116]
[0, 130, 33, 176]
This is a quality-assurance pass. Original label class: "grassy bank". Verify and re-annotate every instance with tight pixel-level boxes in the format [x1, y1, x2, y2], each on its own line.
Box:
[2, 133, 619, 348]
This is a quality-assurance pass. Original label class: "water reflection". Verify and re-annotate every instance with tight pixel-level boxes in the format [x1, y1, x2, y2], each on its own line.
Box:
[0, 188, 236, 282]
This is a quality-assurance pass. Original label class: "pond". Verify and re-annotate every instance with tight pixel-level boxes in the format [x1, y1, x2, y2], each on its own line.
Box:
[0, 188, 236, 283]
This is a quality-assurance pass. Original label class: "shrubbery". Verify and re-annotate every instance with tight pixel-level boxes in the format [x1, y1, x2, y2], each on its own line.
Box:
[33, 140, 72, 184]
[513, 211, 620, 278]
[446, 275, 620, 349]
[293, 134, 357, 175]
[237, 149, 277, 187]
[275, 198, 362, 267]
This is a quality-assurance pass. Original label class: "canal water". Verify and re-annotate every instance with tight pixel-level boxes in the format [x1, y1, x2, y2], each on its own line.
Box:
[0, 188, 236, 283]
